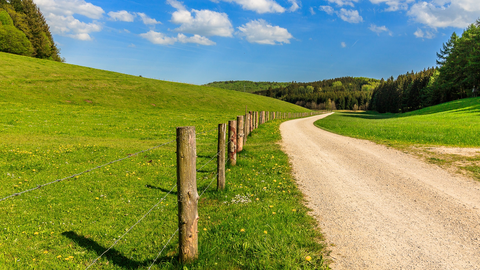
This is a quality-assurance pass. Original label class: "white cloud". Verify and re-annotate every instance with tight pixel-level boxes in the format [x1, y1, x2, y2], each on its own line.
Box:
[369, 24, 393, 35]
[408, 0, 480, 29]
[140, 30, 177, 45]
[45, 13, 102, 40]
[338, 8, 363, 23]
[140, 30, 215, 45]
[108, 10, 135, 22]
[177, 33, 216, 45]
[136, 13, 161, 25]
[369, 0, 413, 11]
[34, 0, 104, 40]
[327, 0, 359, 7]
[341, 41, 347, 47]
[168, 1, 233, 37]
[214, 0, 286, 13]
[320, 5, 335, 15]
[309, 7, 316, 15]
[287, 0, 301, 12]
[414, 27, 436, 39]
[34, 0, 104, 19]
[237, 19, 293, 45]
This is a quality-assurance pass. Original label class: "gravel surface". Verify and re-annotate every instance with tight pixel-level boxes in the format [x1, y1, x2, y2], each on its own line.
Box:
[280, 114, 480, 270]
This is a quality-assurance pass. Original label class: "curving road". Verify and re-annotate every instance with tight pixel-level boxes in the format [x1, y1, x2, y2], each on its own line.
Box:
[280, 114, 480, 269]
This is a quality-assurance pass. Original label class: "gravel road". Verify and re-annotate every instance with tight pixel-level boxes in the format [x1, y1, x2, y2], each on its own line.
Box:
[280, 114, 480, 270]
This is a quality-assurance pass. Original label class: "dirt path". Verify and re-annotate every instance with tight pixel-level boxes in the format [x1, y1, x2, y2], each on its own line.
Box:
[280, 114, 480, 269]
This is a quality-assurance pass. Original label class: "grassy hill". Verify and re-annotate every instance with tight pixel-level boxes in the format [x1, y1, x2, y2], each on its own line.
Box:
[0, 52, 327, 269]
[204, 80, 290, 93]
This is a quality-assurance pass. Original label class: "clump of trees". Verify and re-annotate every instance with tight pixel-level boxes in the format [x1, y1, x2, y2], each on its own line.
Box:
[0, 0, 62, 61]
[370, 19, 480, 113]
[254, 77, 378, 110]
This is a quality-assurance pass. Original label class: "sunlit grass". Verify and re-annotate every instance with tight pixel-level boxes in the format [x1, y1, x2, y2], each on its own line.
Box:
[0, 52, 327, 269]
[314, 97, 480, 147]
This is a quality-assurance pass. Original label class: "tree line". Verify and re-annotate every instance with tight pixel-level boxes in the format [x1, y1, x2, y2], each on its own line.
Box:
[254, 77, 379, 111]
[370, 19, 480, 113]
[0, 0, 62, 61]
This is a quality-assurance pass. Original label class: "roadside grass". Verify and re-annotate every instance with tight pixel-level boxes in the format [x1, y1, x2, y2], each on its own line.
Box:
[0, 52, 327, 269]
[314, 97, 480, 180]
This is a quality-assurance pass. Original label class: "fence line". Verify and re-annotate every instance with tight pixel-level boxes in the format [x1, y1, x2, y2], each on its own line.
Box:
[3, 109, 322, 268]
[85, 182, 178, 269]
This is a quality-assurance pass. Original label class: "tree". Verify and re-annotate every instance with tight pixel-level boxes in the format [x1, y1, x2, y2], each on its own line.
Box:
[436, 32, 458, 66]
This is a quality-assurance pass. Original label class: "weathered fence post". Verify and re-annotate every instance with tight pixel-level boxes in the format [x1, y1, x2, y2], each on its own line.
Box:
[176, 126, 198, 264]
[228, 120, 237, 166]
[217, 123, 226, 190]
[237, 115, 244, 153]
[244, 113, 249, 143]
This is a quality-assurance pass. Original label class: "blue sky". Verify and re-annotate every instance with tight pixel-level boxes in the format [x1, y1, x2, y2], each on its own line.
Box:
[34, 0, 480, 85]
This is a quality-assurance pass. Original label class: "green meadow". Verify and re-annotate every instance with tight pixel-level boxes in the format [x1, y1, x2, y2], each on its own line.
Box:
[0, 52, 328, 269]
[315, 97, 480, 147]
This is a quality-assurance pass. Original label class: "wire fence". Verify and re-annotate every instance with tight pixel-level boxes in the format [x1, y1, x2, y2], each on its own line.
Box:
[1, 110, 320, 269]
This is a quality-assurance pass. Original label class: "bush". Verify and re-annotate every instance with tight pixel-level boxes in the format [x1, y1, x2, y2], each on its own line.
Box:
[0, 9, 14, 26]
[0, 25, 33, 56]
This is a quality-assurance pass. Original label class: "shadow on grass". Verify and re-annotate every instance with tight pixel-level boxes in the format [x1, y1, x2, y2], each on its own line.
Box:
[146, 184, 177, 195]
[62, 231, 178, 269]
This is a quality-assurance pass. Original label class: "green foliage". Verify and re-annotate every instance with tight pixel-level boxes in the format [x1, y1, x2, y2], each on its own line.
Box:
[204, 80, 291, 93]
[0, 9, 13, 26]
[0, 0, 61, 61]
[0, 53, 326, 269]
[254, 77, 378, 110]
[0, 24, 33, 56]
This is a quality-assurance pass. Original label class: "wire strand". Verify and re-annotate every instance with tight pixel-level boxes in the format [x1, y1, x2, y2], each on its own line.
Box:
[85, 183, 177, 270]
[196, 150, 221, 172]
[0, 139, 176, 203]
[147, 228, 179, 270]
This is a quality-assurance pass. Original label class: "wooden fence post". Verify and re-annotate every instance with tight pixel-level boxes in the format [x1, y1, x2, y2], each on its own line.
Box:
[176, 126, 198, 264]
[244, 113, 249, 143]
[217, 123, 226, 190]
[228, 120, 237, 166]
[237, 115, 244, 153]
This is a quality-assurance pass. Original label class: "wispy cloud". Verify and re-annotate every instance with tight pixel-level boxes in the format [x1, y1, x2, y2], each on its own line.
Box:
[369, 24, 393, 35]
[413, 28, 436, 39]
[108, 10, 135, 22]
[212, 0, 286, 13]
[140, 31, 216, 46]
[320, 6, 363, 23]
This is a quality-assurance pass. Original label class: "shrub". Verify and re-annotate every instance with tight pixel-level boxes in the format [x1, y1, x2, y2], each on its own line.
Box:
[0, 25, 33, 56]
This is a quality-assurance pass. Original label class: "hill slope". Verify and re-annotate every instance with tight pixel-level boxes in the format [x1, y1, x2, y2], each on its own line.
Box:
[0, 52, 327, 269]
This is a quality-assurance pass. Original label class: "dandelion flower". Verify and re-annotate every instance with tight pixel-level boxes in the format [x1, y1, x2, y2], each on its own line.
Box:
[57, 255, 62, 259]
[292, 209, 296, 212]
[240, 228, 245, 232]
[34, 232, 39, 235]
[269, 205, 273, 208]
[203, 228, 207, 231]
[43, 250, 48, 254]
[272, 212, 276, 215]
[306, 256, 312, 261]
[264, 231, 268, 234]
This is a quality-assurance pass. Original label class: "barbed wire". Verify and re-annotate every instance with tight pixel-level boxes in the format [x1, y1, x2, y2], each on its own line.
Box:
[147, 228, 179, 270]
[0, 139, 176, 203]
[85, 183, 177, 270]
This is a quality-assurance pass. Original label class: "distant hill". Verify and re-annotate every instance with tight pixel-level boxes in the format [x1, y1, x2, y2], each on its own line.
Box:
[204, 80, 291, 93]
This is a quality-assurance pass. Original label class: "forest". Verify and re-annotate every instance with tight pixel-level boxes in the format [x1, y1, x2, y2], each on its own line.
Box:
[370, 19, 480, 113]
[254, 77, 379, 111]
[254, 19, 479, 113]
[0, 0, 62, 61]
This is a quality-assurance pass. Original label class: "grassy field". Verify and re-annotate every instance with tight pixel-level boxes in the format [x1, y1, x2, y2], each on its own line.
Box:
[314, 97, 480, 179]
[0, 52, 328, 269]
